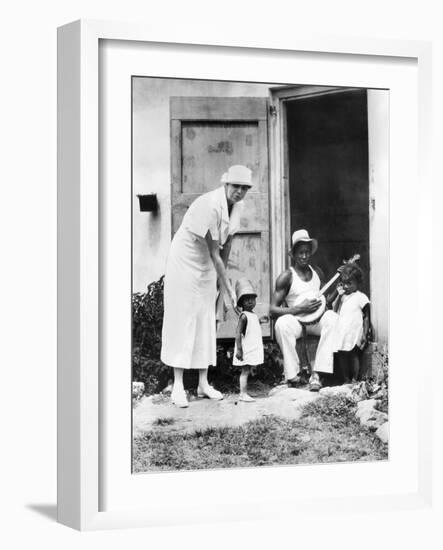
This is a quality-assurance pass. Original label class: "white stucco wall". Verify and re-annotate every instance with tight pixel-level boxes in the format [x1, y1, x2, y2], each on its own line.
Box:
[132, 77, 271, 292]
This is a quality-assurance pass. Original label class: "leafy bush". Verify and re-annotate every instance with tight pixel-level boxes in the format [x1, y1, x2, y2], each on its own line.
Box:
[132, 276, 171, 394]
[372, 345, 389, 414]
[133, 275, 164, 355]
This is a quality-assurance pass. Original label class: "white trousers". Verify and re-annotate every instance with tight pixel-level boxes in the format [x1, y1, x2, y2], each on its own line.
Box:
[274, 310, 338, 380]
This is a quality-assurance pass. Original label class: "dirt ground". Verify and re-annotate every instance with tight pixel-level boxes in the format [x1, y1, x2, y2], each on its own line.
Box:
[133, 386, 320, 437]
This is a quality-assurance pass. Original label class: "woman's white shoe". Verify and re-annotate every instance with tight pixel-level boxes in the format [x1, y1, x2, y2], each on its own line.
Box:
[171, 389, 189, 408]
[197, 385, 223, 400]
[239, 393, 255, 402]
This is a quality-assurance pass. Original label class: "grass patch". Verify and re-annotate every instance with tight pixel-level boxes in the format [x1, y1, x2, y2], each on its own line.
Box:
[133, 397, 388, 473]
[152, 417, 176, 426]
[301, 394, 357, 427]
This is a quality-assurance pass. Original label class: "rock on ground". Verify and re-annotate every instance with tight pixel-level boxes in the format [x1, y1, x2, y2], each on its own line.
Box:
[375, 421, 389, 443]
[319, 384, 354, 398]
[359, 409, 388, 431]
[356, 399, 379, 418]
[355, 398, 388, 431]
[132, 381, 145, 399]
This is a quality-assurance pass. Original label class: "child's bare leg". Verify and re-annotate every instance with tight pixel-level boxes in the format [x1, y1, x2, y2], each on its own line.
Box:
[239, 367, 249, 394]
[337, 352, 351, 383]
[350, 350, 360, 382]
[239, 367, 255, 402]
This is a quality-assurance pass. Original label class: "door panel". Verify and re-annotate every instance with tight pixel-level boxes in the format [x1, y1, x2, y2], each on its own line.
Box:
[181, 122, 260, 194]
[170, 96, 268, 121]
[170, 97, 270, 338]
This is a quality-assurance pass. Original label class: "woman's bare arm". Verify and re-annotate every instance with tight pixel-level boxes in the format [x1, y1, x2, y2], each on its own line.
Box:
[220, 235, 233, 268]
[205, 231, 238, 312]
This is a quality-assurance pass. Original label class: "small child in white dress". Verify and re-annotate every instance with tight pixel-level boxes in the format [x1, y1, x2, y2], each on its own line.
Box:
[233, 278, 264, 402]
[332, 263, 372, 383]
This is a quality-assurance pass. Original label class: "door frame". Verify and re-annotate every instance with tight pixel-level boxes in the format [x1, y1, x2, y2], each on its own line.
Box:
[268, 85, 361, 276]
[268, 85, 388, 343]
[268, 85, 389, 344]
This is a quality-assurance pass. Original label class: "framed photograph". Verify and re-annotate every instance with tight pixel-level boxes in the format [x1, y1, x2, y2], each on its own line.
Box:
[57, 20, 433, 530]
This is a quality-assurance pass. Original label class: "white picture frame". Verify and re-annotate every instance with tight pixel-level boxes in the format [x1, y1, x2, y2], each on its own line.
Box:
[57, 19, 433, 531]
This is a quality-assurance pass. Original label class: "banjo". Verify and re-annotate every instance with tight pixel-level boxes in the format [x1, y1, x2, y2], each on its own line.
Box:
[292, 254, 360, 325]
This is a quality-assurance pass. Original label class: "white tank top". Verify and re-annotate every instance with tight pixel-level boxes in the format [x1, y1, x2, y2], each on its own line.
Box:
[233, 311, 264, 366]
[285, 266, 321, 307]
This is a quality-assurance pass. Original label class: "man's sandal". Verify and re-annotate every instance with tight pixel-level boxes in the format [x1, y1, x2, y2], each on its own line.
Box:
[308, 373, 322, 392]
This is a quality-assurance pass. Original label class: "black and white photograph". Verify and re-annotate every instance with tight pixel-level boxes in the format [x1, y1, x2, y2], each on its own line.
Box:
[131, 76, 389, 473]
[3, 0, 440, 541]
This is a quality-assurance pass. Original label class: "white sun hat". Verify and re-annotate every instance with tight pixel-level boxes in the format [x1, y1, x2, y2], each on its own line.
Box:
[291, 229, 318, 255]
[235, 277, 257, 306]
[222, 165, 252, 187]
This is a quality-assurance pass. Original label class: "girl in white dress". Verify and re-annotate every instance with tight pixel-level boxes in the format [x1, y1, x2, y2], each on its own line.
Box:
[333, 263, 371, 383]
[233, 278, 264, 402]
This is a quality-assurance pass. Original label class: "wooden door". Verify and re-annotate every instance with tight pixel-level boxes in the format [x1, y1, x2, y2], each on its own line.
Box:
[170, 97, 270, 338]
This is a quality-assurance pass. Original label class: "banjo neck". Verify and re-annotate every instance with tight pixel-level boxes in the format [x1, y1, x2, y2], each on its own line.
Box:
[293, 254, 360, 325]
[318, 253, 361, 296]
[319, 272, 341, 296]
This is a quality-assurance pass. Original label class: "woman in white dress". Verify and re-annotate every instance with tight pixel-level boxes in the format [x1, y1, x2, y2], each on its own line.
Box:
[161, 165, 252, 407]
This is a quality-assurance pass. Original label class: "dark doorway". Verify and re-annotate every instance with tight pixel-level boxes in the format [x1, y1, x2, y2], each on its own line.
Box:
[286, 90, 370, 294]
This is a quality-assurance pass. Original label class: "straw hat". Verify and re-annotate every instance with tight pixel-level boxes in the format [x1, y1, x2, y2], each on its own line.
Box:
[222, 165, 252, 187]
[235, 277, 257, 306]
[291, 229, 318, 255]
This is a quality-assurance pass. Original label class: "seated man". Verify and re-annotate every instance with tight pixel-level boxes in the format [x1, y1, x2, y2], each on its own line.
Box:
[270, 229, 338, 391]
